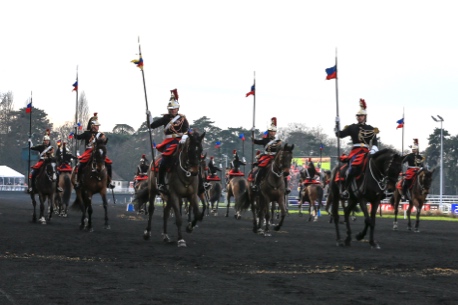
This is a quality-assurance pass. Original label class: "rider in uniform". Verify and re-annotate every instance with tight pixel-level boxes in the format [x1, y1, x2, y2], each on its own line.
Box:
[136, 154, 149, 177]
[229, 149, 246, 173]
[208, 156, 221, 178]
[28, 129, 63, 193]
[401, 139, 425, 200]
[56, 140, 77, 168]
[74, 113, 115, 190]
[335, 99, 379, 199]
[146, 89, 191, 194]
[251, 117, 290, 194]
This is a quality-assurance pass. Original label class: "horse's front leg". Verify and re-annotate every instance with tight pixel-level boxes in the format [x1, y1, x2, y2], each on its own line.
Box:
[86, 199, 94, 232]
[407, 204, 413, 231]
[225, 192, 231, 217]
[38, 193, 47, 224]
[30, 193, 37, 223]
[264, 199, 271, 237]
[274, 197, 286, 231]
[393, 191, 400, 230]
[143, 195, 156, 240]
[355, 200, 371, 242]
[343, 199, 358, 246]
[414, 201, 423, 233]
[101, 191, 110, 230]
[47, 195, 54, 222]
[170, 198, 185, 247]
[368, 201, 380, 249]
[189, 195, 202, 231]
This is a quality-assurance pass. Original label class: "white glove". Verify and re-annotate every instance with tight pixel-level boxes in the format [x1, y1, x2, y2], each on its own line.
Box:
[28, 139, 33, 146]
[242, 157, 246, 163]
[335, 116, 340, 122]
[369, 145, 379, 154]
[146, 110, 153, 123]
[179, 134, 188, 144]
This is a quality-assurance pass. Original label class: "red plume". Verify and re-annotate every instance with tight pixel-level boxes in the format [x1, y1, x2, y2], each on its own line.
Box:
[45, 128, 50, 135]
[141, 154, 146, 158]
[170, 89, 179, 100]
[308, 158, 311, 162]
[233, 149, 237, 154]
[271, 117, 277, 127]
[256, 150, 261, 155]
[94, 112, 98, 117]
[413, 138, 418, 145]
[359, 99, 367, 110]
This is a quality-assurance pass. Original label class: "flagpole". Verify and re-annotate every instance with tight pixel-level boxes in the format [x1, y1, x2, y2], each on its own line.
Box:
[402, 107, 405, 154]
[137, 37, 156, 166]
[334, 49, 341, 161]
[27, 92, 33, 187]
[74, 66, 79, 157]
[251, 71, 256, 170]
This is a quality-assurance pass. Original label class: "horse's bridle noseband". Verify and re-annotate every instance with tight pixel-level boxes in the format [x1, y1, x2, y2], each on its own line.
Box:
[368, 153, 397, 191]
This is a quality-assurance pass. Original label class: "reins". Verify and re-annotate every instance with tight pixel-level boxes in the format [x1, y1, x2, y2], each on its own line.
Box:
[368, 152, 395, 191]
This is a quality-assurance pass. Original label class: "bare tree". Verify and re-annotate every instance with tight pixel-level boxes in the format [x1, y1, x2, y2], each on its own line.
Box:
[77, 91, 90, 128]
[112, 124, 135, 135]
[0, 91, 15, 161]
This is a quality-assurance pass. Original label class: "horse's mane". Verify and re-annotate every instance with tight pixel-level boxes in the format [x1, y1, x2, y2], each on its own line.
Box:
[371, 148, 395, 159]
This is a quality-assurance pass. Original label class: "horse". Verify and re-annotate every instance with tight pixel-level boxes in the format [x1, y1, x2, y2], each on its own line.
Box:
[391, 168, 434, 232]
[225, 170, 251, 219]
[248, 143, 294, 235]
[54, 162, 73, 217]
[142, 131, 206, 247]
[328, 148, 403, 249]
[29, 158, 58, 224]
[298, 162, 325, 222]
[70, 137, 110, 232]
[198, 154, 222, 216]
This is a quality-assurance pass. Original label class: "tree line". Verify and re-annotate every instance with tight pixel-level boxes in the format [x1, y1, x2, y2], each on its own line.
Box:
[0, 91, 453, 194]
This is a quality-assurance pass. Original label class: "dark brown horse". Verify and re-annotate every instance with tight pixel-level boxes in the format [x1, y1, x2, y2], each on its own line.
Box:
[70, 137, 109, 232]
[328, 148, 403, 249]
[298, 161, 325, 222]
[225, 171, 250, 219]
[54, 163, 73, 217]
[249, 143, 294, 235]
[391, 168, 434, 232]
[198, 154, 222, 216]
[30, 158, 58, 224]
[142, 131, 206, 247]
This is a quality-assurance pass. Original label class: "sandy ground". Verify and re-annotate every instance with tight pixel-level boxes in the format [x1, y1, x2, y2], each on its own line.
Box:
[0, 191, 457, 305]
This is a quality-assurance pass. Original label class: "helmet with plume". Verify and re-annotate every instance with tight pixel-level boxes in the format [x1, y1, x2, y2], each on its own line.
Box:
[167, 89, 180, 110]
[411, 138, 419, 150]
[356, 99, 367, 116]
[43, 129, 51, 141]
[87, 112, 100, 130]
[140, 154, 147, 162]
[267, 117, 277, 132]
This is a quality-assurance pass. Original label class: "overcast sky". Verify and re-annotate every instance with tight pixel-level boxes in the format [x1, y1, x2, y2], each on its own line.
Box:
[1, 0, 457, 152]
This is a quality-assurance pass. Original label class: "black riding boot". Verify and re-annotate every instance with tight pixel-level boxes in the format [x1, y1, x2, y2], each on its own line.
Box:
[340, 170, 352, 200]
[74, 162, 85, 190]
[28, 169, 37, 193]
[106, 163, 115, 189]
[251, 167, 266, 193]
[157, 158, 169, 194]
[401, 180, 410, 201]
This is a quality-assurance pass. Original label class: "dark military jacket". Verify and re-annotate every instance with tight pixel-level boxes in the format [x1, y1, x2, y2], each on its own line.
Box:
[336, 123, 378, 147]
[253, 136, 281, 154]
[150, 114, 189, 136]
[403, 153, 424, 168]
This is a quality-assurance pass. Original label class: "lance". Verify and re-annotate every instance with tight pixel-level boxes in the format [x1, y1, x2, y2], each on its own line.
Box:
[331, 49, 341, 164]
[73, 66, 79, 158]
[250, 71, 256, 170]
[27, 92, 33, 189]
[136, 37, 156, 167]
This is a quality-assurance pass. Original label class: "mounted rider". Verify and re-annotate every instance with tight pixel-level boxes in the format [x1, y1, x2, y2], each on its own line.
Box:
[134, 154, 149, 189]
[401, 138, 425, 200]
[29, 129, 62, 193]
[147, 89, 204, 195]
[335, 99, 379, 199]
[251, 117, 290, 194]
[55, 140, 77, 170]
[208, 156, 221, 178]
[228, 149, 246, 175]
[73, 113, 115, 190]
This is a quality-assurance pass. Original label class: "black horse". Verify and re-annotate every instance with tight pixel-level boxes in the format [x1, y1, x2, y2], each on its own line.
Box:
[71, 137, 110, 232]
[143, 131, 206, 247]
[328, 148, 403, 249]
[30, 158, 58, 224]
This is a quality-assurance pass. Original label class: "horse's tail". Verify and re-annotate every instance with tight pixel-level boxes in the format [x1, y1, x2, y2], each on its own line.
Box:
[234, 179, 250, 212]
[62, 175, 72, 205]
[134, 184, 149, 211]
[210, 182, 222, 203]
[317, 186, 324, 208]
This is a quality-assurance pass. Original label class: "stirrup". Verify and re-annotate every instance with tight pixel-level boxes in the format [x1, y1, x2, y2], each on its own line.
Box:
[204, 182, 212, 190]
[251, 185, 259, 193]
[340, 190, 349, 200]
[74, 182, 80, 190]
[108, 182, 115, 189]
[28, 187, 33, 193]
[285, 188, 291, 195]
[157, 184, 168, 194]
[57, 187, 63, 192]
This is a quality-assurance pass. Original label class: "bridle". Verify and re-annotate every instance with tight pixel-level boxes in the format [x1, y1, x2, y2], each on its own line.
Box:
[368, 152, 398, 191]
[44, 161, 57, 182]
[178, 137, 201, 178]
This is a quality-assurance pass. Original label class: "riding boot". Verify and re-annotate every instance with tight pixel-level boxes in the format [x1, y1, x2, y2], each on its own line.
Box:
[340, 172, 352, 200]
[251, 167, 265, 193]
[106, 163, 115, 189]
[56, 171, 63, 192]
[28, 169, 36, 193]
[284, 177, 291, 195]
[401, 180, 410, 201]
[74, 162, 85, 190]
[157, 158, 169, 194]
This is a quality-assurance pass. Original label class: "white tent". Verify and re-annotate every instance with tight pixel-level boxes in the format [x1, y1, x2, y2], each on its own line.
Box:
[0, 165, 25, 187]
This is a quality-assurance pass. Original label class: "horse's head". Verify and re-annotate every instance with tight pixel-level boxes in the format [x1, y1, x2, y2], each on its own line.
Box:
[44, 158, 58, 182]
[181, 131, 205, 176]
[92, 138, 107, 173]
[371, 148, 403, 192]
[418, 168, 434, 195]
[275, 143, 295, 176]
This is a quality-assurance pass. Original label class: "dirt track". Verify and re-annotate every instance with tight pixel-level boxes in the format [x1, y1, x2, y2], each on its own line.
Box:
[1, 191, 457, 305]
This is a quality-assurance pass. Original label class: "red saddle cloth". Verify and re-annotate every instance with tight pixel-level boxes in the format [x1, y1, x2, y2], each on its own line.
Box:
[206, 175, 221, 181]
[302, 179, 321, 186]
[57, 163, 73, 173]
[134, 175, 148, 181]
[228, 169, 244, 178]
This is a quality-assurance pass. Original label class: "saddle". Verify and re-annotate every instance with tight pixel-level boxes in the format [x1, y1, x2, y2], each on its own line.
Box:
[134, 174, 148, 182]
[302, 178, 321, 186]
[228, 169, 244, 178]
[206, 175, 221, 181]
[57, 163, 72, 172]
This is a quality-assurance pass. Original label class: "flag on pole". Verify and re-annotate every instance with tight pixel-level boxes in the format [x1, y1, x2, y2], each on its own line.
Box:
[215, 141, 221, 149]
[246, 84, 255, 97]
[262, 131, 268, 138]
[72, 81, 78, 92]
[131, 56, 144, 70]
[239, 133, 245, 141]
[153, 141, 156, 149]
[26, 101, 32, 113]
[396, 118, 404, 129]
[320, 143, 324, 151]
[325, 65, 337, 80]
[68, 132, 74, 139]
[77, 122, 83, 130]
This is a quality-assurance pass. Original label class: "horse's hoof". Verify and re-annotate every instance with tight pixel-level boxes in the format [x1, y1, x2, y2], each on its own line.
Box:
[355, 233, 364, 241]
[89, 228, 94, 233]
[274, 225, 280, 231]
[105, 225, 111, 230]
[393, 226, 398, 231]
[236, 215, 241, 220]
[414, 228, 420, 233]
[371, 243, 381, 250]
[225, 213, 229, 217]
[407, 227, 412, 231]
[63, 214, 68, 218]
[264, 231, 272, 237]
[345, 238, 352, 246]
[177, 239, 187, 247]
[162, 234, 171, 243]
[143, 230, 151, 241]
[186, 223, 193, 233]
[336, 240, 345, 247]
[257, 229, 264, 235]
